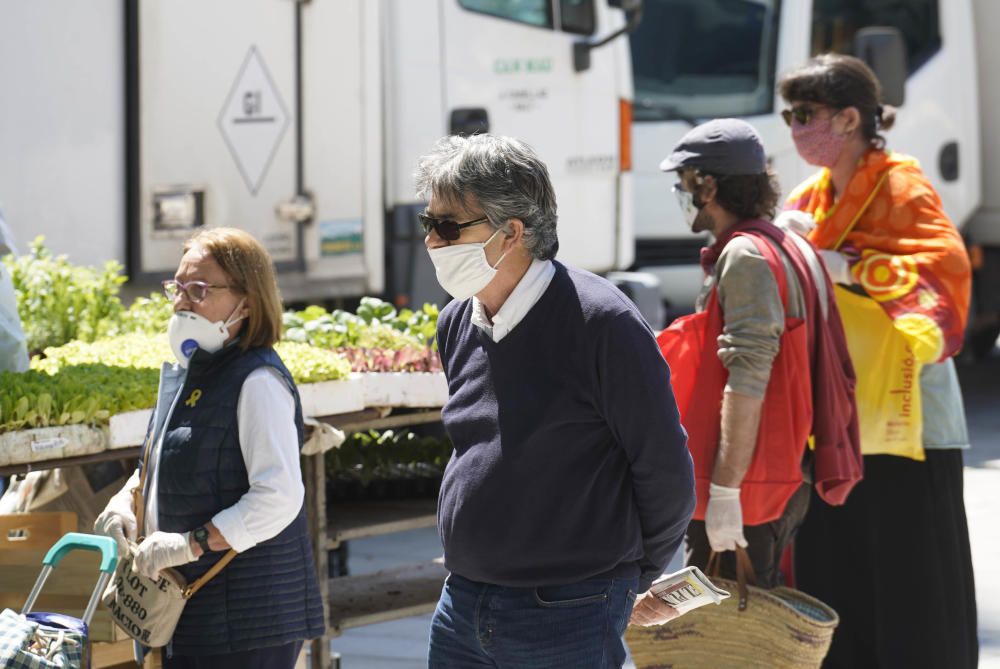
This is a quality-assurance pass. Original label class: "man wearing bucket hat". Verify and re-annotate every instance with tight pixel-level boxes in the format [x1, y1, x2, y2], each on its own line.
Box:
[631, 119, 860, 627]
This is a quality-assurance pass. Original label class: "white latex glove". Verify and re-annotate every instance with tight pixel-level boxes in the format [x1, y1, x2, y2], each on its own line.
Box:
[705, 483, 748, 552]
[774, 211, 816, 237]
[93, 486, 138, 557]
[818, 249, 856, 285]
[133, 531, 196, 580]
[301, 416, 346, 456]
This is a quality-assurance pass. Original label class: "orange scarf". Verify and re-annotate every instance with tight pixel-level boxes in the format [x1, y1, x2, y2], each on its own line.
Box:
[785, 149, 971, 361]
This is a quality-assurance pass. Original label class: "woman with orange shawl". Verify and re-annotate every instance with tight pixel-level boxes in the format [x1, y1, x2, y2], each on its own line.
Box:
[780, 54, 977, 669]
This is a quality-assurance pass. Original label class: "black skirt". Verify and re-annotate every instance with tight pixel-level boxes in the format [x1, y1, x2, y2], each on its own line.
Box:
[794, 450, 978, 669]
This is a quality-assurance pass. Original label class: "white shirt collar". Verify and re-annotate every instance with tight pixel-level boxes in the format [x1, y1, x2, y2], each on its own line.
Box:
[471, 259, 555, 342]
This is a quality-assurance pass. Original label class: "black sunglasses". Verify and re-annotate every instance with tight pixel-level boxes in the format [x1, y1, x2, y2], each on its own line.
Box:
[418, 212, 490, 241]
[781, 104, 840, 127]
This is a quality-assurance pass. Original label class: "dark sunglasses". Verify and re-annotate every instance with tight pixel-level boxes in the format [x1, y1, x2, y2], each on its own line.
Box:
[781, 104, 839, 127]
[418, 212, 490, 242]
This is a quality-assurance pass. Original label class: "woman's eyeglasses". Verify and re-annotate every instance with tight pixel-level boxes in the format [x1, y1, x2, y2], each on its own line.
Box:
[781, 104, 840, 127]
[162, 279, 231, 303]
[418, 212, 490, 242]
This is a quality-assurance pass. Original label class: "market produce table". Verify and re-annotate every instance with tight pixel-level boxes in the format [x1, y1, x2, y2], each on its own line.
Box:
[1, 247, 452, 667]
[0, 372, 449, 669]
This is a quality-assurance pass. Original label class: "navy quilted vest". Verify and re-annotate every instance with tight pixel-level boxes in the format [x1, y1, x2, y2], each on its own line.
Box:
[156, 344, 325, 655]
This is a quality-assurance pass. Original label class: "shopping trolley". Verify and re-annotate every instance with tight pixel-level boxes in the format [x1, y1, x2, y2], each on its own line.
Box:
[0, 532, 117, 668]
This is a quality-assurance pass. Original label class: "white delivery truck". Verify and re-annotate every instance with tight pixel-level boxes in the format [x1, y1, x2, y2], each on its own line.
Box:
[966, 0, 1000, 356]
[0, 0, 637, 308]
[628, 0, 1000, 355]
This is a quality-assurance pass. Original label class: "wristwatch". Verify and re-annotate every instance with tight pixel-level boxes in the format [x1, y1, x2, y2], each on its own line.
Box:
[192, 526, 211, 554]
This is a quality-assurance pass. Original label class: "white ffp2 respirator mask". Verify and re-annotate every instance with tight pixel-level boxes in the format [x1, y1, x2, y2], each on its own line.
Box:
[427, 228, 508, 300]
[167, 300, 246, 368]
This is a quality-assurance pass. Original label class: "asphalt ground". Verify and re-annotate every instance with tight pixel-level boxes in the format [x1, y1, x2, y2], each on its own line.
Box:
[957, 348, 1000, 665]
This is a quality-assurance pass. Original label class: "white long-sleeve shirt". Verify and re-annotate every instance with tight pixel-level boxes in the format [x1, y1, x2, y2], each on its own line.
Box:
[145, 367, 304, 552]
[471, 259, 555, 341]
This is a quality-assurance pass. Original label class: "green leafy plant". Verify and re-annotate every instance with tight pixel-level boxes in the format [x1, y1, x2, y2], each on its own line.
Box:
[0, 365, 158, 433]
[283, 298, 441, 372]
[283, 298, 439, 349]
[273, 341, 352, 384]
[112, 292, 175, 336]
[3, 239, 173, 350]
[0, 335, 351, 435]
[324, 428, 453, 482]
[3, 237, 127, 352]
[31, 333, 172, 374]
[384, 302, 439, 346]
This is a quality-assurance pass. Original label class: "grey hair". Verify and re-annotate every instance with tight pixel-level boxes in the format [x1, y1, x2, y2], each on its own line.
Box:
[414, 134, 559, 260]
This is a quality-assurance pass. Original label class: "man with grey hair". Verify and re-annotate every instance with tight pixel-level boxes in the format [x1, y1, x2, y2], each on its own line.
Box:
[417, 133, 695, 668]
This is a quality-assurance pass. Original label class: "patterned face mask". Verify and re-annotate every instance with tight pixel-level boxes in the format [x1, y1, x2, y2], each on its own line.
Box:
[791, 113, 847, 167]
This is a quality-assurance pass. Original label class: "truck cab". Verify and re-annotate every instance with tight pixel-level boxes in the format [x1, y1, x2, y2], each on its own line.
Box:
[628, 0, 979, 325]
[384, 0, 637, 308]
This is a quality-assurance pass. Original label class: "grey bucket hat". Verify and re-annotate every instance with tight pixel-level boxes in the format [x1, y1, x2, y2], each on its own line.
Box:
[659, 118, 767, 175]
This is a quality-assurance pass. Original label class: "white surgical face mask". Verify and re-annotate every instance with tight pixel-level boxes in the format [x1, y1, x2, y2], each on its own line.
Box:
[673, 184, 701, 231]
[167, 299, 246, 368]
[427, 228, 508, 300]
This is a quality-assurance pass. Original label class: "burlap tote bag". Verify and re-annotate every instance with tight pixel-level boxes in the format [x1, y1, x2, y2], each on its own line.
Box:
[101, 439, 236, 648]
[625, 547, 839, 669]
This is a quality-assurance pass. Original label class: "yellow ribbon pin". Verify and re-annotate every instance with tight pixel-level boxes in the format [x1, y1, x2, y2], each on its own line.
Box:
[185, 389, 202, 408]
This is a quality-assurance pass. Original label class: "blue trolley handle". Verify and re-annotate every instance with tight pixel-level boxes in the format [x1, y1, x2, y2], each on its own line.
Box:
[22, 532, 119, 625]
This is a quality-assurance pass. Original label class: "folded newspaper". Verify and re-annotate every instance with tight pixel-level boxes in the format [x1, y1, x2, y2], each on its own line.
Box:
[649, 566, 731, 614]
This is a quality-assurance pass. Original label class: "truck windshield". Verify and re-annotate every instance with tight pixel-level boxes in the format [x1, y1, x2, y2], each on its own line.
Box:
[629, 0, 780, 122]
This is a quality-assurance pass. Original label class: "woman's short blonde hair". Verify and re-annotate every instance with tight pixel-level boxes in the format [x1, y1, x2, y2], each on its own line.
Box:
[183, 227, 283, 350]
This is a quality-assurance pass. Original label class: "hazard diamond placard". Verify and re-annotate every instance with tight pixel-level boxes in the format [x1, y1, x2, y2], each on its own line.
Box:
[218, 46, 290, 195]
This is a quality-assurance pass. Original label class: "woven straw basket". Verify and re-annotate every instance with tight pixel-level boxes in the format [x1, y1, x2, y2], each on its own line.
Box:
[625, 548, 839, 669]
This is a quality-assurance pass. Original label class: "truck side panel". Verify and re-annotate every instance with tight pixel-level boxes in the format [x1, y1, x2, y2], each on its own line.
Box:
[0, 1, 125, 265]
[967, 0, 1000, 246]
[301, 0, 383, 295]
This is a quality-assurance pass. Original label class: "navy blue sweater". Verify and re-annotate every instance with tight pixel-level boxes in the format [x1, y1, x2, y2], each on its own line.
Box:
[436, 262, 695, 592]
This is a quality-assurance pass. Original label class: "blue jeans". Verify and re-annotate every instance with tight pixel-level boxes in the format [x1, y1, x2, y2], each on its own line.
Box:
[428, 573, 639, 668]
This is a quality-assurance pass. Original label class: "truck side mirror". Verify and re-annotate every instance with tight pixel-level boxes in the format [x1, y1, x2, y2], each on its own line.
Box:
[854, 27, 907, 107]
[449, 108, 489, 137]
[574, 0, 644, 73]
